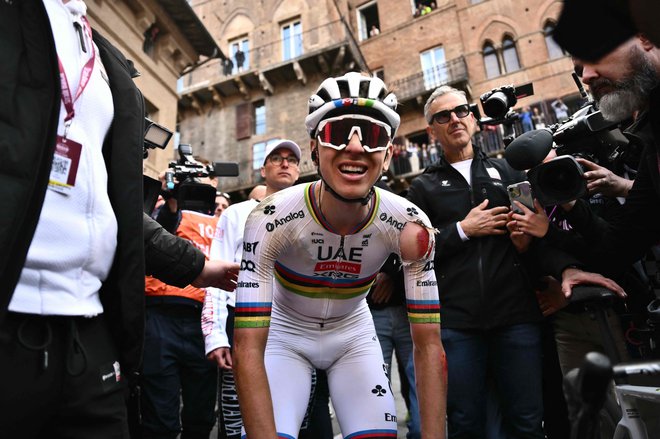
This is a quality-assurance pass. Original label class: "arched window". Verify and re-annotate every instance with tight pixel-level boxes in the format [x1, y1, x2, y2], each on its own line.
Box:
[483, 42, 501, 79]
[502, 36, 520, 73]
[544, 22, 565, 59]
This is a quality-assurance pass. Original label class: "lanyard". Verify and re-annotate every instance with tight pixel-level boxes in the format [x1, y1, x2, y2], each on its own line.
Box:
[57, 16, 95, 136]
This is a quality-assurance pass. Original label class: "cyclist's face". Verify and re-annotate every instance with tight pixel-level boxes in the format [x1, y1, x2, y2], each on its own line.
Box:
[313, 126, 391, 200]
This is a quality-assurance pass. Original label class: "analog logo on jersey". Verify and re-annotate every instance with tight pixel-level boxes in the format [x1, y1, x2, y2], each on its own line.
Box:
[379, 212, 405, 230]
[265, 209, 305, 232]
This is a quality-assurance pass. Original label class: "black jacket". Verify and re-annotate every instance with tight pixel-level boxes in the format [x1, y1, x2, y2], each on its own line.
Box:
[0, 0, 203, 376]
[407, 149, 542, 329]
[565, 91, 660, 276]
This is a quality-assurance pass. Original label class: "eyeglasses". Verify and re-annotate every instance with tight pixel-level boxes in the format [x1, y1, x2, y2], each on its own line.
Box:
[316, 114, 392, 153]
[268, 154, 299, 166]
[429, 104, 471, 124]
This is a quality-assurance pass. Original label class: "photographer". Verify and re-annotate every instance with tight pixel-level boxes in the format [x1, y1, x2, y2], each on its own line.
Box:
[546, 1, 660, 282]
[509, 146, 643, 375]
[508, 33, 660, 372]
[141, 162, 229, 439]
[537, 35, 660, 283]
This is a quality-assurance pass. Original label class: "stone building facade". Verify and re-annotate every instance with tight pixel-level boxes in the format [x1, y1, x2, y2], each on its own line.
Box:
[179, 0, 578, 196]
[86, 0, 219, 178]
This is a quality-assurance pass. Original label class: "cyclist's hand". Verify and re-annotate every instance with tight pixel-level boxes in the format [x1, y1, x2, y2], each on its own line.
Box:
[561, 267, 626, 299]
[207, 347, 233, 369]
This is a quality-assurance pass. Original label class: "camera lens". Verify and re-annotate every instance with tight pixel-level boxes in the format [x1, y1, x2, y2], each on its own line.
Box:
[528, 156, 588, 206]
[482, 91, 510, 119]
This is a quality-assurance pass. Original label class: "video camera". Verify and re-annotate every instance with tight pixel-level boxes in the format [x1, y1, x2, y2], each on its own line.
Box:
[163, 143, 239, 215]
[478, 84, 535, 121]
[475, 83, 535, 146]
[504, 102, 629, 206]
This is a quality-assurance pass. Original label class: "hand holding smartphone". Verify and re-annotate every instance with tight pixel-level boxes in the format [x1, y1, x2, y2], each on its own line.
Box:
[507, 181, 536, 214]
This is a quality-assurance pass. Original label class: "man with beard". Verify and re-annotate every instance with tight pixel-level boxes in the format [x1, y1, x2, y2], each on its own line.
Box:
[554, 35, 660, 277]
[509, 36, 659, 378]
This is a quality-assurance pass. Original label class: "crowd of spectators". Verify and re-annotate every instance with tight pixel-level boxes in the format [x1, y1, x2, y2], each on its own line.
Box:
[413, 1, 437, 17]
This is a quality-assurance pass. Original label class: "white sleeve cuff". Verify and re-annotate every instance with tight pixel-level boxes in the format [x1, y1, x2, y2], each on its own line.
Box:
[456, 221, 469, 241]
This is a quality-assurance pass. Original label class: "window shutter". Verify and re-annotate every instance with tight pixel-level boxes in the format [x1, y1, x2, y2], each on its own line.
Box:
[236, 103, 253, 140]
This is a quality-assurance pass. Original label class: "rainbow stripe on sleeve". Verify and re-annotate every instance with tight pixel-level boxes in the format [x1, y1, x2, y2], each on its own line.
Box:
[234, 302, 272, 328]
[407, 299, 441, 324]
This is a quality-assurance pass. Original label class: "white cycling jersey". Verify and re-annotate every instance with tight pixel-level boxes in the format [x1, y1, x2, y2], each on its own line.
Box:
[235, 182, 440, 328]
[235, 182, 440, 438]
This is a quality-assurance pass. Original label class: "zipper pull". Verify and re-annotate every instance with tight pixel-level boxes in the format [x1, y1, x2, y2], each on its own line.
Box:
[73, 21, 87, 53]
[42, 348, 49, 370]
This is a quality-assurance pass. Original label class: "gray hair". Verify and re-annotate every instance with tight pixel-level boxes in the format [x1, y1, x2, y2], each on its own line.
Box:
[424, 86, 467, 124]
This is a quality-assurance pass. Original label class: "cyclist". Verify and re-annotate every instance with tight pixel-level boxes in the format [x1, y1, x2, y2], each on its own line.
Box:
[233, 72, 447, 438]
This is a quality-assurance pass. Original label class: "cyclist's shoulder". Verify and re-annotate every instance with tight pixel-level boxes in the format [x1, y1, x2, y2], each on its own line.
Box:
[375, 187, 432, 227]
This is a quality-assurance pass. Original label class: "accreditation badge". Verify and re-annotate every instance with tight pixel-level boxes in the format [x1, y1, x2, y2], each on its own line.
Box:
[48, 135, 82, 194]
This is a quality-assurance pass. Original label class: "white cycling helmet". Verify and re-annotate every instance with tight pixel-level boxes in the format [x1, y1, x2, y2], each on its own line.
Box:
[305, 72, 400, 138]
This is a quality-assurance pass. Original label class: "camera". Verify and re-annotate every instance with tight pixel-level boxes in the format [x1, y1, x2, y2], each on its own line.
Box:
[480, 85, 518, 120]
[504, 101, 630, 206]
[163, 143, 239, 214]
[477, 83, 535, 147]
[479, 83, 535, 121]
[529, 104, 629, 206]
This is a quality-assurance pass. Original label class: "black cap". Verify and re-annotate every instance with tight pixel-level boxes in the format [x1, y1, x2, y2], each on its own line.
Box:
[554, 0, 636, 62]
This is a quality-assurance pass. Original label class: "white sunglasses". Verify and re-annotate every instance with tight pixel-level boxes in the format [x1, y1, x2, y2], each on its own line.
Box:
[316, 114, 392, 153]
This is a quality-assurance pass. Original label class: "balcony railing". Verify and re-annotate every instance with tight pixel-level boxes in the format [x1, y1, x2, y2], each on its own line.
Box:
[389, 57, 468, 102]
[179, 19, 357, 92]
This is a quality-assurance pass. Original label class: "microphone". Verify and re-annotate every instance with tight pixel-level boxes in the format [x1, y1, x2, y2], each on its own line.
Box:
[504, 129, 554, 170]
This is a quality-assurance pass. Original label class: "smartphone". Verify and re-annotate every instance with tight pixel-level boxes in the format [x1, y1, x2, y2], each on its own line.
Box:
[507, 181, 536, 214]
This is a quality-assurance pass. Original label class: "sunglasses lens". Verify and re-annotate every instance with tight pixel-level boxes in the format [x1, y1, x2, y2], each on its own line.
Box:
[433, 105, 470, 124]
[318, 118, 390, 151]
[455, 105, 470, 118]
[433, 111, 450, 124]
